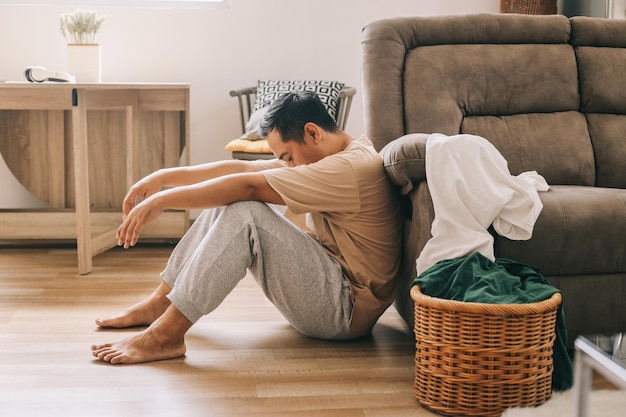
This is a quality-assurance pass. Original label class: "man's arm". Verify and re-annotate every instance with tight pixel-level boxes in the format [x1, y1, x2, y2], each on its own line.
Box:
[151, 159, 258, 188]
[149, 171, 284, 210]
[116, 170, 284, 248]
[121, 159, 264, 217]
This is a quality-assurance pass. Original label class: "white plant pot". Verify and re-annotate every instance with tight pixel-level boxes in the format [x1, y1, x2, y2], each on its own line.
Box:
[67, 44, 101, 83]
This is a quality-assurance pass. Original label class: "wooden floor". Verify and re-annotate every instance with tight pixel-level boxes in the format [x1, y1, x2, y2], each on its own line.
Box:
[1, 244, 616, 417]
[0, 244, 437, 417]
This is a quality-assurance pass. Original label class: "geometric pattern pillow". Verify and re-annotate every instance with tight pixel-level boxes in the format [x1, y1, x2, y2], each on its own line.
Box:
[252, 80, 345, 120]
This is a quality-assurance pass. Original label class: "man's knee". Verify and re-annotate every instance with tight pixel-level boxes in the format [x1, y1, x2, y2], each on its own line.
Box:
[224, 201, 277, 219]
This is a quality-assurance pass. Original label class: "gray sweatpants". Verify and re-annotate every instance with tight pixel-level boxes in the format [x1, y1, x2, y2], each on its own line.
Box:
[161, 201, 357, 340]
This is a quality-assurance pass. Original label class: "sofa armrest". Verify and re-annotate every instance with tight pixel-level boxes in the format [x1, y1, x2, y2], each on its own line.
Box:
[380, 133, 430, 194]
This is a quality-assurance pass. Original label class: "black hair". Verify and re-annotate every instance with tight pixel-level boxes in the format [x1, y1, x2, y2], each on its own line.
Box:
[258, 91, 339, 143]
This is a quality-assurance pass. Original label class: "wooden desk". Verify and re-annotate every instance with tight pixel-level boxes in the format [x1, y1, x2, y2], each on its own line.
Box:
[0, 83, 190, 274]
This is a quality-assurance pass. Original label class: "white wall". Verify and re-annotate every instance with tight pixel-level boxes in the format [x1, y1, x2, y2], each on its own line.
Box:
[0, 0, 499, 208]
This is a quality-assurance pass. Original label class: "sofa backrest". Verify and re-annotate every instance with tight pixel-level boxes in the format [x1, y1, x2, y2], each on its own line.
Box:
[571, 17, 626, 188]
[361, 14, 626, 188]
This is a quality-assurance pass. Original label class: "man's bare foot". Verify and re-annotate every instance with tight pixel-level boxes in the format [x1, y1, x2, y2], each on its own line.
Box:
[92, 304, 192, 364]
[96, 281, 172, 328]
[91, 328, 186, 364]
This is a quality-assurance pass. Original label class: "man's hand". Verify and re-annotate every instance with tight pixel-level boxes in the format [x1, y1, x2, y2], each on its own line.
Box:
[116, 167, 283, 248]
[116, 195, 164, 249]
[121, 174, 163, 219]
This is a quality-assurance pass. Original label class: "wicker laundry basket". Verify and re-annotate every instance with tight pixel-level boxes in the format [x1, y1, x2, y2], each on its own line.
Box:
[411, 285, 561, 417]
[500, 0, 557, 15]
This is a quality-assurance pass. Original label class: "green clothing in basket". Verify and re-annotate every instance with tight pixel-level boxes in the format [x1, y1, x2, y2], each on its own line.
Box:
[413, 251, 573, 391]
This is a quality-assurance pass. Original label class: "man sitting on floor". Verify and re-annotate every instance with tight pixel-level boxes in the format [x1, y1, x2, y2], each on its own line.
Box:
[91, 91, 402, 364]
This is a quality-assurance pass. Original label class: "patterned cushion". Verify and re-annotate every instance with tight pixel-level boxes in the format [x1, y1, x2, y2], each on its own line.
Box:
[252, 80, 344, 120]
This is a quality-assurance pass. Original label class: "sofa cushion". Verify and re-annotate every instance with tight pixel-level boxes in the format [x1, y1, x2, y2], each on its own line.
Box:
[404, 43, 579, 125]
[494, 185, 626, 276]
[462, 112, 595, 186]
[572, 17, 626, 189]
[361, 13, 571, 150]
[400, 41, 596, 187]
[570, 16, 626, 48]
[586, 114, 626, 188]
[379, 133, 429, 194]
[577, 47, 626, 115]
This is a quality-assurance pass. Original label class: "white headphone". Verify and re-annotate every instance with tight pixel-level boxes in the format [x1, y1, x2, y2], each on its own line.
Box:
[24, 66, 75, 83]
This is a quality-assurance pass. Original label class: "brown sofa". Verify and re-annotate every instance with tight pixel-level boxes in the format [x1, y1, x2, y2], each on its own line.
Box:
[361, 13, 626, 346]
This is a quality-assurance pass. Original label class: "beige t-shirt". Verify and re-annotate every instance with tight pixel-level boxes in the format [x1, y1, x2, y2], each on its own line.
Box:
[251, 135, 401, 335]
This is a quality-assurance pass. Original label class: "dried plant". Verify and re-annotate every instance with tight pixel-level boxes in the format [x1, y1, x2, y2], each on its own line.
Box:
[60, 10, 106, 44]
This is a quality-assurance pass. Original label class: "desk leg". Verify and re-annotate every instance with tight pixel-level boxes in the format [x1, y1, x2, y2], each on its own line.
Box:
[71, 89, 93, 275]
[573, 347, 592, 417]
